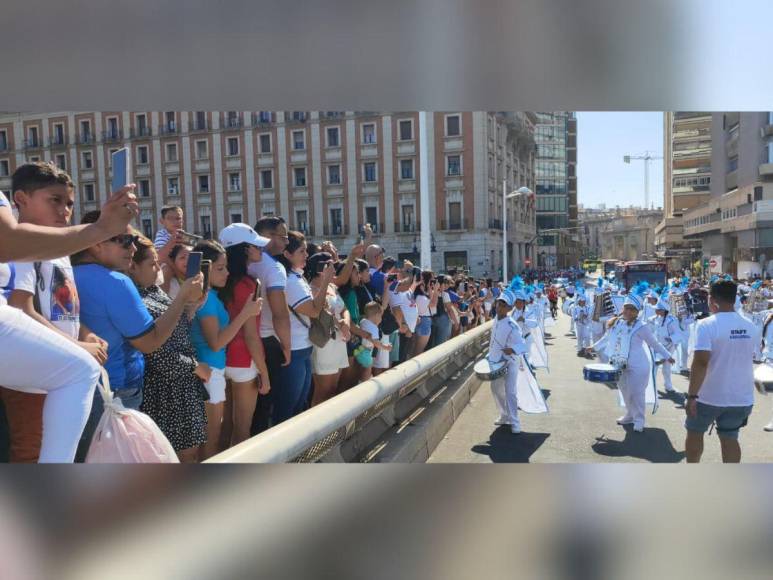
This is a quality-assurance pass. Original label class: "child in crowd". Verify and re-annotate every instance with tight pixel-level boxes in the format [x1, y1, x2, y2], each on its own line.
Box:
[357, 301, 393, 381]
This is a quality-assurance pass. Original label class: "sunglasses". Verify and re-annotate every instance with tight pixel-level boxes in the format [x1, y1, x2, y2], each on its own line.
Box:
[109, 234, 140, 249]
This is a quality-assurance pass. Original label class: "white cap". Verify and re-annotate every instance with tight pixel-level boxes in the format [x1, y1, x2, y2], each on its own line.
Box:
[219, 223, 270, 249]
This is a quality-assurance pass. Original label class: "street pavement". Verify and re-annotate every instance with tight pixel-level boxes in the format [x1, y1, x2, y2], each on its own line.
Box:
[428, 307, 773, 463]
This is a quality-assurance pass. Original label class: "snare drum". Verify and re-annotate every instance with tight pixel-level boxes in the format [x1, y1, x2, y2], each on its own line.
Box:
[583, 363, 621, 383]
[754, 362, 773, 391]
[474, 358, 508, 381]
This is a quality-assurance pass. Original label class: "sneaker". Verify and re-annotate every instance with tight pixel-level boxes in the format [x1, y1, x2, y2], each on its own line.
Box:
[633, 423, 644, 433]
[764, 421, 773, 432]
[616, 415, 634, 425]
[494, 416, 508, 426]
[510, 423, 521, 434]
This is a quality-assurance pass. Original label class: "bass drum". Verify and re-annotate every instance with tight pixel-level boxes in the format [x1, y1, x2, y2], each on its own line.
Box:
[754, 362, 773, 391]
[473, 358, 508, 381]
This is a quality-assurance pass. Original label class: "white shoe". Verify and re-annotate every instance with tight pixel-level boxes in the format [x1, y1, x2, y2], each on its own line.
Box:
[764, 421, 773, 432]
[510, 423, 521, 434]
[616, 415, 634, 425]
[633, 423, 644, 433]
[494, 416, 508, 426]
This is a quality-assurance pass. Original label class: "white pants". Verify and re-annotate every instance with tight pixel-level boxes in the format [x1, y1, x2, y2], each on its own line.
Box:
[0, 305, 99, 462]
[618, 365, 649, 428]
[658, 346, 675, 390]
[490, 362, 519, 425]
[676, 340, 689, 370]
[575, 323, 592, 351]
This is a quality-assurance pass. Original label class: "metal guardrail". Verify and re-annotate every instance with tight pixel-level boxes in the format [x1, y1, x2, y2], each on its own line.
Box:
[207, 320, 493, 463]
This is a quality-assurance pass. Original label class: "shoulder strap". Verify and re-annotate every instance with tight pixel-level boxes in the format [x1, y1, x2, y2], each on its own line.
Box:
[288, 304, 311, 329]
[32, 261, 44, 315]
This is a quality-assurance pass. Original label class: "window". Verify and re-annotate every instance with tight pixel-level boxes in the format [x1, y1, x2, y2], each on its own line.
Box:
[447, 155, 461, 176]
[363, 162, 376, 182]
[259, 133, 271, 153]
[196, 140, 208, 159]
[165, 142, 178, 162]
[0, 160, 9, 177]
[106, 117, 119, 140]
[291, 111, 306, 122]
[84, 183, 95, 202]
[261, 169, 273, 189]
[399, 119, 413, 141]
[79, 120, 91, 142]
[362, 123, 376, 144]
[195, 111, 207, 130]
[330, 208, 343, 233]
[55, 154, 66, 170]
[53, 123, 65, 145]
[295, 210, 308, 233]
[448, 202, 462, 228]
[167, 177, 179, 195]
[444, 250, 468, 271]
[230, 213, 242, 224]
[228, 172, 241, 191]
[200, 215, 211, 237]
[0, 130, 7, 150]
[400, 159, 414, 179]
[258, 111, 272, 123]
[141, 219, 153, 238]
[165, 111, 176, 131]
[198, 174, 210, 193]
[294, 167, 307, 187]
[446, 114, 461, 136]
[137, 145, 149, 165]
[326, 126, 340, 147]
[401, 205, 415, 231]
[728, 155, 738, 173]
[81, 151, 93, 169]
[226, 137, 239, 156]
[365, 207, 378, 228]
[139, 179, 150, 198]
[226, 111, 240, 128]
[28, 126, 39, 147]
[136, 114, 146, 132]
[328, 164, 341, 185]
[292, 130, 305, 150]
[107, 148, 118, 167]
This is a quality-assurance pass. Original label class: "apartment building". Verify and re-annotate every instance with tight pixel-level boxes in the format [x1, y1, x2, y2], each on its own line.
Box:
[0, 111, 537, 279]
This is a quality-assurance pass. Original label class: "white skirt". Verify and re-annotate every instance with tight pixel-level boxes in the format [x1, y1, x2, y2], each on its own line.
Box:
[312, 338, 349, 375]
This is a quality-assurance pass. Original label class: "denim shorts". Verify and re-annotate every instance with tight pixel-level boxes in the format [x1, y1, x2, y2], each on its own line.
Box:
[684, 402, 753, 439]
[416, 316, 432, 337]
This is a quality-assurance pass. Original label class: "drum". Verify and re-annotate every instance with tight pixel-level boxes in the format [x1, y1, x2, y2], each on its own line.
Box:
[583, 363, 621, 383]
[474, 358, 508, 381]
[753, 362, 773, 391]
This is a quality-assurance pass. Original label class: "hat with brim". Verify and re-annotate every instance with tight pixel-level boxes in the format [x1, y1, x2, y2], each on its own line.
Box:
[624, 294, 643, 311]
[219, 223, 270, 249]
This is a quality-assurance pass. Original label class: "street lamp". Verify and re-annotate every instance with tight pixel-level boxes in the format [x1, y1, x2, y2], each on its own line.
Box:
[503, 182, 533, 282]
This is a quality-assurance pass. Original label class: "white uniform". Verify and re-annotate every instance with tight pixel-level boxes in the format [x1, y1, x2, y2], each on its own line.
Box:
[595, 319, 671, 430]
[488, 315, 528, 428]
[654, 312, 681, 391]
[572, 300, 592, 352]
[676, 313, 695, 371]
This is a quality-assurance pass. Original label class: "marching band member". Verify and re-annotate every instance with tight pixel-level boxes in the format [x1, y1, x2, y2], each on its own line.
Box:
[572, 292, 593, 356]
[654, 295, 682, 393]
[759, 306, 773, 432]
[589, 289, 674, 432]
[641, 291, 658, 327]
[488, 290, 529, 433]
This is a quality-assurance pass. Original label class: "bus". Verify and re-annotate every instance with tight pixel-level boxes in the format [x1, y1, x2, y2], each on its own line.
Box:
[614, 261, 668, 290]
[601, 259, 622, 277]
[582, 259, 601, 274]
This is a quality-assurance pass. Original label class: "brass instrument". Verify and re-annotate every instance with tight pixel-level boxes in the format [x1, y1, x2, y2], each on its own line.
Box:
[744, 287, 769, 314]
[592, 290, 616, 322]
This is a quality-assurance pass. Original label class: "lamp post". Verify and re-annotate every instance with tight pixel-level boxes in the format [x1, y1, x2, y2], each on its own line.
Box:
[502, 181, 533, 282]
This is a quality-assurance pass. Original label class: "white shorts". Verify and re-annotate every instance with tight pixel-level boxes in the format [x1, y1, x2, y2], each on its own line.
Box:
[225, 362, 258, 383]
[312, 339, 349, 375]
[204, 367, 227, 404]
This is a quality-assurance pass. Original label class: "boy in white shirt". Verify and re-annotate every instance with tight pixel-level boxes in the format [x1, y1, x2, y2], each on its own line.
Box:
[358, 301, 392, 380]
[685, 280, 760, 463]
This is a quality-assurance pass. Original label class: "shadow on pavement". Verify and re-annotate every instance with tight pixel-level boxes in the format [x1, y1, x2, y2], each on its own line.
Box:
[658, 390, 686, 408]
[592, 426, 685, 463]
[541, 388, 551, 401]
[471, 429, 550, 463]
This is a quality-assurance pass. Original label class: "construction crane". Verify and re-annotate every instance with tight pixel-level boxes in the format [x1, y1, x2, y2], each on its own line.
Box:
[623, 151, 663, 209]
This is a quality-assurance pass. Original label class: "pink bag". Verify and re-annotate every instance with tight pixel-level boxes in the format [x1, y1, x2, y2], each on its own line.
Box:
[86, 369, 179, 463]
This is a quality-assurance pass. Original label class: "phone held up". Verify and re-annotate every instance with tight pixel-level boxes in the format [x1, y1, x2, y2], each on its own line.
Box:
[185, 251, 203, 279]
[111, 148, 132, 193]
[200, 260, 212, 292]
[252, 278, 262, 300]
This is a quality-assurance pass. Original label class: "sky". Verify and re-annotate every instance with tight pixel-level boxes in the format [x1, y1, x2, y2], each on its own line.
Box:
[576, 112, 665, 210]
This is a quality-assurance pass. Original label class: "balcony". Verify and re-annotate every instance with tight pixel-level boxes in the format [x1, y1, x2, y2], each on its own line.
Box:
[287, 112, 307, 125]
[394, 222, 421, 234]
[295, 225, 315, 237]
[357, 222, 382, 234]
[488, 219, 502, 230]
[48, 135, 68, 148]
[159, 123, 178, 135]
[440, 219, 469, 231]
[190, 120, 211, 133]
[102, 130, 122, 144]
[252, 112, 273, 127]
[760, 163, 773, 177]
[130, 127, 152, 139]
[323, 224, 348, 236]
[223, 117, 243, 131]
[23, 138, 41, 150]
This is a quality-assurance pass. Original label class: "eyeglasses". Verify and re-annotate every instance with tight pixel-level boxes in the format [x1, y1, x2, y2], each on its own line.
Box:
[109, 234, 140, 249]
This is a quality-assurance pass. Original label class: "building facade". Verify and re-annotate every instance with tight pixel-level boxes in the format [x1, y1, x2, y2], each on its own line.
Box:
[0, 111, 537, 279]
[534, 111, 579, 269]
[654, 112, 712, 270]
[580, 206, 663, 262]
[683, 112, 773, 276]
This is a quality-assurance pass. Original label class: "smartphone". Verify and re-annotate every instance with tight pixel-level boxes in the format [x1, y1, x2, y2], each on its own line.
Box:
[200, 260, 211, 291]
[412, 266, 422, 281]
[316, 260, 330, 274]
[252, 278, 262, 300]
[185, 251, 203, 279]
[111, 148, 131, 192]
[178, 230, 202, 246]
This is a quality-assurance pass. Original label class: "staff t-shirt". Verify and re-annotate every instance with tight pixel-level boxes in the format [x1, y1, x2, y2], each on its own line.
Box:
[74, 263, 155, 389]
[247, 254, 287, 338]
[191, 289, 230, 369]
[13, 257, 81, 339]
[693, 312, 760, 407]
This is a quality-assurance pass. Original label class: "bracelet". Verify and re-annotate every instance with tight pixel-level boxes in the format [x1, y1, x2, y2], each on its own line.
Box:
[687, 394, 699, 400]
